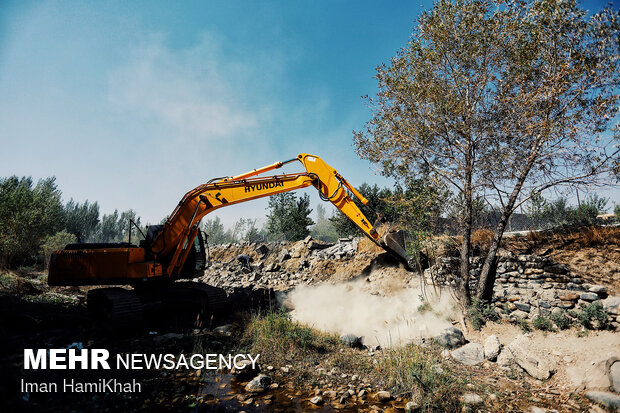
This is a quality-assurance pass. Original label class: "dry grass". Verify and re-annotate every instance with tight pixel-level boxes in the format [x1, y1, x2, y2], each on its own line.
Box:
[471, 228, 494, 250]
[573, 225, 620, 248]
[377, 344, 466, 411]
[238, 310, 466, 410]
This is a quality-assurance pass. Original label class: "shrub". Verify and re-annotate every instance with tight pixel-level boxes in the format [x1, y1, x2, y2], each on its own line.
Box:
[40, 230, 75, 268]
[532, 316, 555, 332]
[571, 303, 610, 330]
[550, 311, 572, 330]
[517, 318, 531, 333]
[468, 298, 500, 330]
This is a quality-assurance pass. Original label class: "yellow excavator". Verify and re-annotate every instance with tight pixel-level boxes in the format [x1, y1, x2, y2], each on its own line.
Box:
[48, 154, 409, 324]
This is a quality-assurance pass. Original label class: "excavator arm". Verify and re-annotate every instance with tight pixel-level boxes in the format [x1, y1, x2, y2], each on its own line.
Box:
[150, 153, 408, 277]
[49, 153, 409, 286]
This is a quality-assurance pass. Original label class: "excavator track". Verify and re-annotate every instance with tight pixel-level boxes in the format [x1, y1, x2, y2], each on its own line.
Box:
[87, 287, 143, 330]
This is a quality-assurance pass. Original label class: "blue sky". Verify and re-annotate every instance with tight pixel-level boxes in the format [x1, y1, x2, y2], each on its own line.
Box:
[1, 0, 618, 229]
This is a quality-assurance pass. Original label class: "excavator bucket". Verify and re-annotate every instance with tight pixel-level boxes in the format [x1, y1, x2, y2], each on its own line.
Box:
[380, 230, 412, 270]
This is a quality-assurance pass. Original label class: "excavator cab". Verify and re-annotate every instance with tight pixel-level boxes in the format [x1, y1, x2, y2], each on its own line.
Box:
[179, 230, 207, 278]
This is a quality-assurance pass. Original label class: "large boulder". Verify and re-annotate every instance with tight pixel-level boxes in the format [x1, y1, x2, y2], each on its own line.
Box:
[567, 358, 612, 391]
[585, 391, 620, 410]
[433, 326, 467, 349]
[451, 343, 484, 366]
[507, 335, 553, 380]
[610, 358, 620, 394]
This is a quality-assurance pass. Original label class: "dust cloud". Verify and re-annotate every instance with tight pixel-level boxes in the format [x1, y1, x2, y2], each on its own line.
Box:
[284, 272, 458, 348]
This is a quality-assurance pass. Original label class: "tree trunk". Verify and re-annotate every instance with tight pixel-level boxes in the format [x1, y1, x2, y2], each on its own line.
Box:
[475, 207, 511, 300]
[458, 155, 473, 307]
[476, 140, 541, 300]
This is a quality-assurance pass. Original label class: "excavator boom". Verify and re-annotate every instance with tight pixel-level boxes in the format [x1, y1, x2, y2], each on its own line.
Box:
[49, 153, 409, 286]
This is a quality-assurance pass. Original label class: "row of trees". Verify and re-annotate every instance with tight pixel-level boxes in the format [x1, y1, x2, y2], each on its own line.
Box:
[0, 175, 143, 267]
[199, 178, 616, 247]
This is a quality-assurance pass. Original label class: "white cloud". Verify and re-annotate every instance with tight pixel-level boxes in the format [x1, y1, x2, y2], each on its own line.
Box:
[107, 33, 262, 142]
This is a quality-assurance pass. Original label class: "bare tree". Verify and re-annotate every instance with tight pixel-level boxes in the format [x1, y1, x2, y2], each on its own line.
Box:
[354, 0, 619, 306]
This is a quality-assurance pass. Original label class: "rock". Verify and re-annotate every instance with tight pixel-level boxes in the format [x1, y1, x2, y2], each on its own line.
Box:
[322, 390, 337, 399]
[585, 391, 620, 410]
[462, 393, 483, 405]
[497, 347, 516, 368]
[340, 334, 364, 349]
[544, 264, 569, 274]
[530, 407, 546, 413]
[231, 359, 260, 380]
[558, 293, 580, 301]
[375, 391, 392, 402]
[602, 297, 620, 315]
[451, 343, 485, 366]
[609, 358, 620, 394]
[515, 302, 531, 312]
[153, 332, 183, 344]
[254, 244, 270, 257]
[589, 285, 607, 295]
[580, 292, 600, 302]
[213, 324, 234, 335]
[405, 400, 419, 413]
[507, 335, 552, 380]
[277, 249, 291, 262]
[511, 310, 530, 319]
[484, 335, 501, 361]
[245, 374, 271, 393]
[557, 301, 575, 309]
[309, 396, 323, 405]
[433, 326, 467, 349]
[567, 358, 611, 391]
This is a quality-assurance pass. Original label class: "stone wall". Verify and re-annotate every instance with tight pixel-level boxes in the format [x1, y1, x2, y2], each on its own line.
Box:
[425, 250, 619, 328]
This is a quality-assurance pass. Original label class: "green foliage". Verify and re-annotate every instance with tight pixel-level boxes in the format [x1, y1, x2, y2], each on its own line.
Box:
[615, 204, 620, 217]
[570, 303, 610, 330]
[63, 199, 100, 241]
[526, 193, 609, 229]
[329, 181, 448, 238]
[310, 204, 338, 242]
[40, 230, 76, 268]
[92, 209, 143, 243]
[532, 316, 555, 332]
[517, 318, 532, 334]
[244, 309, 337, 363]
[550, 310, 572, 330]
[0, 174, 146, 268]
[202, 216, 227, 245]
[329, 183, 394, 237]
[0, 176, 64, 267]
[467, 298, 500, 331]
[266, 193, 314, 241]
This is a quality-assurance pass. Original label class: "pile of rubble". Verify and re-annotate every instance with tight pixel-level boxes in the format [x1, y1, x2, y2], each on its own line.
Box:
[198, 236, 400, 293]
[425, 251, 620, 329]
